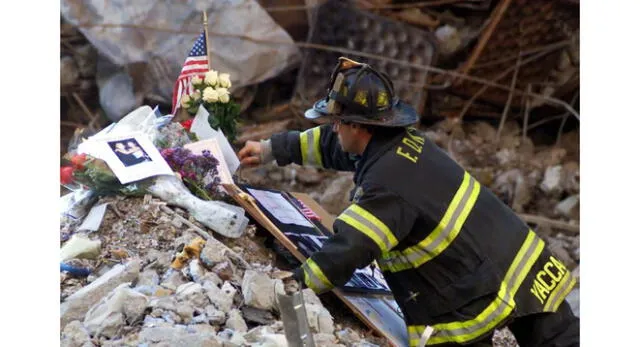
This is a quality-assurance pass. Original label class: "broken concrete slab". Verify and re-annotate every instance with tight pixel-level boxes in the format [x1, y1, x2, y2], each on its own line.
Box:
[255, 333, 288, 347]
[160, 269, 188, 291]
[60, 320, 94, 347]
[200, 238, 229, 269]
[313, 332, 341, 347]
[61, 258, 141, 328]
[188, 259, 206, 283]
[319, 174, 355, 215]
[137, 268, 160, 287]
[555, 194, 580, 220]
[225, 309, 248, 332]
[138, 325, 222, 346]
[540, 165, 563, 195]
[241, 270, 285, 311]
[242, 306, 275, 325]
[305, 303, 335, 334]
[176, 282, 209, 308]
[244, 325, 275, 343]
[336, 327, 362, 345]
[212, 261, 236, 282]
[83, 282, 149, 338]
[203, 280, 235, 313]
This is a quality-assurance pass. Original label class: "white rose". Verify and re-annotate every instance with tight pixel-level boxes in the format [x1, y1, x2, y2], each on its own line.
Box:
[216, 87, 230, 103]
[204, 70, 218, 86]
[180, 94, 191, 108]
[191, 90, 202, 102]
[218, 73, 232, 88]
[202, 86, 219, 102]
[191, 75, 203, 86]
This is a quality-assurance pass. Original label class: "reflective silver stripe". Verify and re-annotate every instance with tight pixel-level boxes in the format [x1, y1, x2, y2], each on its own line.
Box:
[301, 259, 332, 293]
[340, 208, 397, 251]
[408, 327, 422, 347]
[428, 231, 544, 344]
[305, 129, 316, 165]
[404, 176, 478, 265]
[544, 271, 576, 312]
[300, 127, 322, 167]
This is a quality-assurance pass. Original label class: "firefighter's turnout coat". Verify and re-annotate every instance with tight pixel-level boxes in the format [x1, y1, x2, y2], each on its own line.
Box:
[270, 125, 576, 346]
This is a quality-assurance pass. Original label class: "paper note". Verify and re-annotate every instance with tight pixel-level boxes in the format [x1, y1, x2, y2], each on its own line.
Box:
[247, 188, 313, 227]
[184, 139, 233, 185]
[191, 105, 240, 174]
[77, 202, 109, 232]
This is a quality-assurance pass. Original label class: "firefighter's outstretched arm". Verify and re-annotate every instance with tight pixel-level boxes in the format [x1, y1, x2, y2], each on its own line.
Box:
[294, 186, 418, 293]
[238, 124, 356, 171]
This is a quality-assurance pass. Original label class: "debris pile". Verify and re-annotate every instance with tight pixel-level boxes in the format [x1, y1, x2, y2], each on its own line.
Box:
[59, 1, 580, 346]
[60, 196, 387, 347]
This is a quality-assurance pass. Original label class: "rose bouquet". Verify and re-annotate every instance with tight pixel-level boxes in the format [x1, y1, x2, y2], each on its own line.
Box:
[179, 70, 240, 142]
[60, 153, 147, 196]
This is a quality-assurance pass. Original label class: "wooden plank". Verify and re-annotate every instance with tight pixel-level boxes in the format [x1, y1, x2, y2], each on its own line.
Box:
[226, 184, 408, 346]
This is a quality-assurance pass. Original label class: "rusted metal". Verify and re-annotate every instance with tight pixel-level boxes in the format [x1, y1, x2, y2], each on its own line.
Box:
[453, 0, 579, 107]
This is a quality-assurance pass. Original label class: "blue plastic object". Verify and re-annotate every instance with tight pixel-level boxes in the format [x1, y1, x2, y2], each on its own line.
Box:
[60, 263, 91, 277]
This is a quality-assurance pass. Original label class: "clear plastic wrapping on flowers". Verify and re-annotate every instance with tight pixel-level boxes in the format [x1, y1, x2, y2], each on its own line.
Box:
[153, 122, 195, 149]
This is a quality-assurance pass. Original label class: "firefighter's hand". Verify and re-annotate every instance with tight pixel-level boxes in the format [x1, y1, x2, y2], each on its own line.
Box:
[238, 141, 262, 167]
[238, 140, 274, 167]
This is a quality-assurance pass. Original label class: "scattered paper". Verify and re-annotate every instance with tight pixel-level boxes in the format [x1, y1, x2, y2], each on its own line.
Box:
[60, 189, 97, 221]
[191, 105, 240, 174]
[79, 132, 174, 184]
[77, 202, 109, 232]
[247, 188, 313, 228]
[184, 138, 233, 185]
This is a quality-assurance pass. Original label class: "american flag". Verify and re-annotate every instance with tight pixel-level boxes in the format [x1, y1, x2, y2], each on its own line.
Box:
[296, 198, 321, 221]
[171, 31, 209, 115]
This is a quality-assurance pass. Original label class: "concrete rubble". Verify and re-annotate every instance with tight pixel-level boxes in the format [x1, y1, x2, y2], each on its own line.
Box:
[60, 196, 384, 346]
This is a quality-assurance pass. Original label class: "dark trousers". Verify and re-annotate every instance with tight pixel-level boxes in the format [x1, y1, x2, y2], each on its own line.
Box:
[438, 300, 580, 347]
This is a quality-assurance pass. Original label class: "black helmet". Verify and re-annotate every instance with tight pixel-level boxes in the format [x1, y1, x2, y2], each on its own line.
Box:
[304, 57, 419, 127]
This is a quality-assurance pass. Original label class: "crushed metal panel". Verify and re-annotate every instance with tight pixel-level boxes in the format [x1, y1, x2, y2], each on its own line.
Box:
[293, 0, 438, 116]
[453, 0, 579, 107]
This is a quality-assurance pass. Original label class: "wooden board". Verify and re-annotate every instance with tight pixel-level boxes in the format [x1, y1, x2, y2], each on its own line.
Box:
[226, 184, 408, 346]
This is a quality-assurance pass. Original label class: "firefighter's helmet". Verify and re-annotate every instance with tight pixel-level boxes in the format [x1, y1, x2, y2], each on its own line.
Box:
[304, 57, 418, 127]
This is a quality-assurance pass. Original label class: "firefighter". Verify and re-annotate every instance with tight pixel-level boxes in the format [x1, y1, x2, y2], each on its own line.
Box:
[238, 57, 579, 347]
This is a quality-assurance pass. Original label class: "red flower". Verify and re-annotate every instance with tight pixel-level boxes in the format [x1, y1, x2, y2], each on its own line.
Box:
[60, 166, 74, 185]
[70, 153, 87, 170]
[181, 119, 194, 131]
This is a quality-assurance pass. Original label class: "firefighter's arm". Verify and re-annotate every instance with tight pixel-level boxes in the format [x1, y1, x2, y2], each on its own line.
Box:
[269, 124, 357, 171]
[293, 186, 418, 294]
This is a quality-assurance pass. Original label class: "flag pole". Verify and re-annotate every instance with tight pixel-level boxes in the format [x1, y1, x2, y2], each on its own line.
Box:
[202, 11, 211, 70]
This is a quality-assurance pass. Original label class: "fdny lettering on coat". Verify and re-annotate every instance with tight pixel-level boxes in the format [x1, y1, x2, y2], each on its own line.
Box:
[530, 256, 567, 304]
[396, 131, 425, 163]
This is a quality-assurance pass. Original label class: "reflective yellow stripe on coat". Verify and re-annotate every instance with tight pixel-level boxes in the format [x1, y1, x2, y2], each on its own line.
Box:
[300, 127, 323, 167]
[407, 230, 545, 346]
[301, 258, 333, 294]
[337, 204, 399, 253]
[380, 172, 480, 272]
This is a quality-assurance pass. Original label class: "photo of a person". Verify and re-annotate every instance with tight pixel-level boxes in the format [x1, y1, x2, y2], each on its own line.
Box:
[108, 139, 152, 167]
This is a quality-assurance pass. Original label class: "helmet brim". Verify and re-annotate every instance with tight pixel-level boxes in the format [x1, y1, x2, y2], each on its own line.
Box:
[304, 98, 419, 128]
